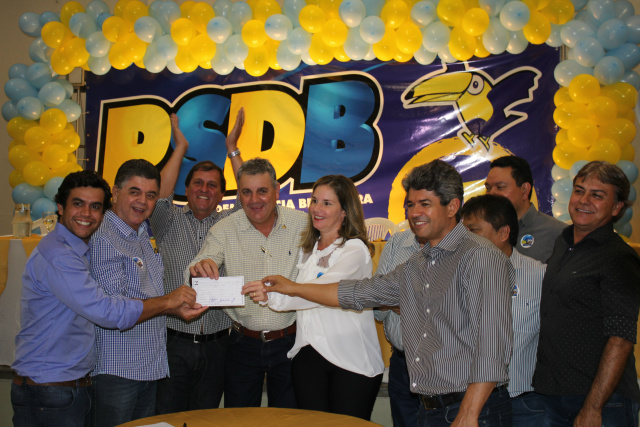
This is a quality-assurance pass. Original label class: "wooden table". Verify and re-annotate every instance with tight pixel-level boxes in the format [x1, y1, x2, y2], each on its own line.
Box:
[115, 408, 382, 427]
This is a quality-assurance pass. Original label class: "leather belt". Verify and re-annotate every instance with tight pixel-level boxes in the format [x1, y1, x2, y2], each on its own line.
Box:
[13, 373, 91, 388]
[232, 321, 296, 342]
[420, 385, 507, 410]
[167, 328, 229, 343]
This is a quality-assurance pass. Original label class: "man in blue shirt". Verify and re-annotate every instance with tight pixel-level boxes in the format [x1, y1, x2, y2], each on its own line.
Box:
[11, 171, 204, 427]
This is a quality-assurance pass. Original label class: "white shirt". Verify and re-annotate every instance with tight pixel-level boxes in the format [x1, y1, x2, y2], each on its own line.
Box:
[267, 238, 384, 378]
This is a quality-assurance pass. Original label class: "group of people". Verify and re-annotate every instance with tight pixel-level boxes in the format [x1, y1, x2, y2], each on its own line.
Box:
[9, 108, 640, 427]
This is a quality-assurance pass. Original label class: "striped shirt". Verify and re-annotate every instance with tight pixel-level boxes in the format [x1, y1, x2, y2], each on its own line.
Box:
[508, 249, 546, 397]
[187, 205, 308, 331]
[373, 230, 422, 351]
[150, 196, 237, 334]
[90, 211, 168, 381]
[338, 222, 514, 395]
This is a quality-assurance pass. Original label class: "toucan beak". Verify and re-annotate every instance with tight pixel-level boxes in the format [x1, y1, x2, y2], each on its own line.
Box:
[409, 73, 473, 103]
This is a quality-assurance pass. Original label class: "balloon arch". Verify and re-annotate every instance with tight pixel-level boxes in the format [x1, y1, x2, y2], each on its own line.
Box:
[3, 0, 639, 234]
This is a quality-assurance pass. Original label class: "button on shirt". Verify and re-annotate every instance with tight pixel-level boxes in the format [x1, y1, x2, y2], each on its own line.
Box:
[533, 222, 640, 402]
[150, 195, 237, 335]
[187, 205, 308, 331]
[91, 211, 168, 381]
[508, 249, 546, 397]
[338, 223, 514, 395]
[373, 230, 422, 351]
[516, 205, 566, 263]
[13, 223, 142, 383]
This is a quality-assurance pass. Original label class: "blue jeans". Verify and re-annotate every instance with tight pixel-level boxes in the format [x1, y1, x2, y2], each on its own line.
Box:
[92, 374, 157, 427]
[542, 393, 639, 427]
[511, 392, 545, 426]
[417, 385, 512, 427]
[223, 328, 297, 408]
[388, 350, 420, 427]
[11, 381, 91, 427]
[156, 330, 229, 414]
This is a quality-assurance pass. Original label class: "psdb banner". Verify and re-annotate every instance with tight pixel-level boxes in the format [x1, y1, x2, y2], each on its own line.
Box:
[85, 44, 559, 222]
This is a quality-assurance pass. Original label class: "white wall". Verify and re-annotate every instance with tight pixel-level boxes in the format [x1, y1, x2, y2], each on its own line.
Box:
[1, 0, 639, 241]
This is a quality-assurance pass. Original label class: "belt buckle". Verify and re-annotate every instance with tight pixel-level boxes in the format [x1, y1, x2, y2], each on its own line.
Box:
[193, 334, 203, 343]
[260, 330, 272, 343]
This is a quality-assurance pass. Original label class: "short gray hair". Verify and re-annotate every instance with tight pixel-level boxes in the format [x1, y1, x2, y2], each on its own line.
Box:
[574, 161, 631, 222]
[236, 158, 278, 189]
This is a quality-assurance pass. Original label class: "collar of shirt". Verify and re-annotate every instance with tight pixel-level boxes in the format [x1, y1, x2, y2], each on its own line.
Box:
[237, 205, 289, 233]
[401, 232, 422, 250]
[420, 221, 467, 259]
[509, 247, 527, 269]
[519, 204, 538, 229]
[104, 210, 150, 238]
[52, 222, 90, 259]
[562, 221, 615, 247]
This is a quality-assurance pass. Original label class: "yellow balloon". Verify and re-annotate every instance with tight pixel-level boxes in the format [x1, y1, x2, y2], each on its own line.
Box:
[51, 162, 82, 178]
[381, 0, 410, 29]
[51, 48, 74, 75]
[540, 0, 574, 25]
[41, 22, 70, 48]
[521, 0, 539, 11]
[462, 8, 490, 36]
[9, 169, 26, 188]
[620, 143, 635, 161]
[334, 46, 351, 62]
[60, 1, 85, 26]
[24, 126, 52, 153]
[586, 96, 617, 125]
[254, 0, 282, 22]
[587, 138, 622, 164]
[437, 0, 466, 27]
[39, 109, 68, 135]
[523, 11, 551, 45]
[189, 2, 216, 33]
[171, 18, 197, 46]
[42, 145, 69, 169]
[373, 26, 399, 61]
[618, 109, 635, 121]
[299, 5, 326, 34]
[553, 101, 588, 129]
[9, 139, 25, 150]
[123, 0, 149, 28]
[174, 46, 199, 72]
[567, 118, 599, 148]
[556, 128, 569, 145]
[568, 74, 600, 104]
[474, 36, 490, 57]
[114, 0, 133, 17]
[102, 16, 129, 43]
[448, 27, 476, 61]
[51, 129, 81, 153]
[23, 161, 50, 187]
[7, 117, 37, 141]
[60, 37, 90, 68]
[599, 118, 636, 147]
[242, 19, 269, 48]
[180, 1, 197, 18]
[394, 50, 414, 62]
[552, 143, 583, 169]
[244, 46, 270, 76]
[188, 33, 217, 62]
[318, 0, 341, 19]
[68, 153, 77, 163]
[554, 87, 572, 107]
[321, 19, 349, 47]
[395, 21, 422, 54]
[601, 82, 638, 113]
[120, 33, 148, 63]
[309, 33, 336, 64]
[8, 146, 40, 170]
[108, 41, 133, 70]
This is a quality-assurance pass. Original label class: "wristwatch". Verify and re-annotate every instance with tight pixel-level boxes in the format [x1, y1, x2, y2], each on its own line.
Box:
[228, 149, 241, 159]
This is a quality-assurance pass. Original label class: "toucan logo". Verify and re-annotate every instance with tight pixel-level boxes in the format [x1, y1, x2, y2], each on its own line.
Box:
[401, 62, 541, 151]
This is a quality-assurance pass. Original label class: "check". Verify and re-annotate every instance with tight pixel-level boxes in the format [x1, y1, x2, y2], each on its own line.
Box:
[191, 276, 245, 307]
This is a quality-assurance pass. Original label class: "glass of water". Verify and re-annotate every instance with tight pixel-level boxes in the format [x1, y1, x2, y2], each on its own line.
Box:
[42, 211, 57, 235]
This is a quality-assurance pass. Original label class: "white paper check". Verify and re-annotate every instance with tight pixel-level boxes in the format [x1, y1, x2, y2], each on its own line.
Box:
[191, 276, 245, 307]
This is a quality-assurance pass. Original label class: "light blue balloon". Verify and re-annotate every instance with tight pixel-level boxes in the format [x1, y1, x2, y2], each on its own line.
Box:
[284, 0, 306, 27]
[4, 78, 38, 102]
[12, 183, 45, 205]
[87, 54, 112, 75]
[2, 100, 19, 121]
[229, 2, 253, 34]
[343, 27, 369, 60]
[576, 10, 604, 29]
[86, 0, 110, 20]
[213, 0, 233, 19]
[483, 17, 509, 54]
[569, 160, 589, 179]
[500, 1, 530, 31]
[27, 63, 54, 89]
[301, 51, 317, 65]
[224, 35, 249, 63]
[135, 16, 161, 43]
[31, 198, 58, 221]
[587, 0, 615, 20]
[411, 1, 437, 26]
[362, 0, 385, 16]
[607, 43, 640, 70]
[58, 99, 82, 122]
[276, 42, 301, 70]
[438, 45, 457, 63]
[615, 206, 633, 224]
[507, 30, 528, 54]
[265, 14, 293, 41]
[148, 0, 164, 20]
[546, 24, 564, 47]
[551, 201, 568, 219]
[17, 97, 44, 120]
[142, 42, 167, 74]
[19, 12, 42, 37]
[597, 18, 628, 49]
[207, 17, 233, 44]
[479, 0, 506, 17]
[29, 38, 52, 63]
[156, 1, 181, 34]
[9, 64, 28, 80]
[86, 31, 111, 57]
[340, 0, 367, 28]
[560, 20, 596, 48]
[39, 11, 60, 26]
[44, 176, 64, 200]
[55, 79, 73, 98]
[422, 21, 450, 52]
[573, 36, 605, 67]
[414, 45, 437, 65]
[594, 55, 625, 84]
[625, 15, 640, 43]
[620, 69, 640, 89]
[554, 59, 594, 86]
[211, 46, 235, 75]
[69, 13, 98, 39]
[38, 82, 66, 107]
[156, 35, 179, 60]
[628, 186, 637, 202]
[614, 221, 632, 237]
[287, 27, 312, 55]
[617, 160, 639, 183]
[96, 12, 112, 30]
[552, 178, 573, 203]
[570, 0, 588, 13]
[552, 164, 570, 181]
[615, 0, 635, 19]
